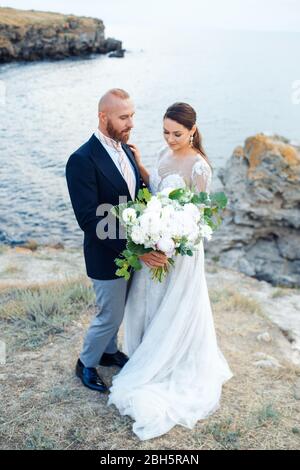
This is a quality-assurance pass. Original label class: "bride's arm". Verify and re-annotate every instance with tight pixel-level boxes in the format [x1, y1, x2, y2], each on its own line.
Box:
[192, 160, 212, 193]
[128, 143, 150, 186]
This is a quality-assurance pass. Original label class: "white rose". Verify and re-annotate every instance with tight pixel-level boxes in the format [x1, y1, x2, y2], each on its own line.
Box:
[122, 208, 137, 224]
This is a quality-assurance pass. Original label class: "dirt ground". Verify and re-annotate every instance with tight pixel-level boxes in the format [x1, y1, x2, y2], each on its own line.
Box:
[0, 246, 300, 450]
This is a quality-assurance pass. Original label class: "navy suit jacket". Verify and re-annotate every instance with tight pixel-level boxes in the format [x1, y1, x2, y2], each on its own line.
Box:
[66, 133, 145, 280]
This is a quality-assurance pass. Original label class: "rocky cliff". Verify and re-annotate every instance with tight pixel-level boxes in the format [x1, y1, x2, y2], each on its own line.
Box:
[206, 133, 300, 287]
[0, 7, 122, 62]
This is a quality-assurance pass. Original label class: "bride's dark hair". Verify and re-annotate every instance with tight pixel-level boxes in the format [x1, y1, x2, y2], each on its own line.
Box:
[163, 102, 213, 171]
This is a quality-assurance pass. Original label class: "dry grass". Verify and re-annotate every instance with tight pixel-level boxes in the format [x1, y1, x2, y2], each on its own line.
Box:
[0, 274, 300, 450]
[0, 278, 94, 351]
[271, 288, 291, 299]
[0, 6, 102, 28]
[0, 7, 68, 27]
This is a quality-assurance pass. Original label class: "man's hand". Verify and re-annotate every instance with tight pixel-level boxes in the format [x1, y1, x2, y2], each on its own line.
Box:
[139, 251, 168, 268]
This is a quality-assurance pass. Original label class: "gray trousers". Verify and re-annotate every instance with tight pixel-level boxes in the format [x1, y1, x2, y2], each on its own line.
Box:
[80, 276, 132, 368]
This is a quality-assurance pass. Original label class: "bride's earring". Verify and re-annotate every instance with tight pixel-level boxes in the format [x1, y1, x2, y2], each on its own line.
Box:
[189, 134, 194, 147]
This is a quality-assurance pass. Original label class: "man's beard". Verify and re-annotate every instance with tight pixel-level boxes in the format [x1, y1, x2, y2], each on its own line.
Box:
[107, 119, 131, 144]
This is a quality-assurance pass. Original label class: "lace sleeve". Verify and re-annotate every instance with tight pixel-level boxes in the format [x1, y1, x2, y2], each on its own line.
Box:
[191, 158, 212, 193]
[149, 168, 161, 194]
[149, 146, 167, 194]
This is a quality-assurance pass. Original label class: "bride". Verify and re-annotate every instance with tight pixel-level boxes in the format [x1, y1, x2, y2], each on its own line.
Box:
[107, 102, 233, 441]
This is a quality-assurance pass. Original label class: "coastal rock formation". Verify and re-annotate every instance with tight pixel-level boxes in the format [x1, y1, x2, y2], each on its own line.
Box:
[206, 133, 300, 287]
[0, 7, 122, 62]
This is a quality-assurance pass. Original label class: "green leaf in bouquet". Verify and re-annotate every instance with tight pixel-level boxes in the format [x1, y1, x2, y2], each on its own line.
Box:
[204, 217, 214, 228]
[128, 255, 143, 271]
[127, 240, 152, 255]
[116, 267, 129, 278]
[191, 192, 210, 205]
[111, 203, 126, 220]
[204, 207, 212, 217]
[116, 267, 124, 276]
[168, 188, 186, 200]
[116, 268, 130, 281]
[115, 257, 125, 268]
[123, 249, 133, 258]
[137, 187, 152, 203]
[177, 239, 194, 256]
[110, 205, 119, 219]
[137, 189, 143, 201]
[115, 243, 147, 280]
[143, 187, 152, 202]
[210, 192, 228, 209]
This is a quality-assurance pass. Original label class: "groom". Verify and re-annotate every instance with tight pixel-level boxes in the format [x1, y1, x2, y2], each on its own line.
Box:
[66, 88, 167, 393]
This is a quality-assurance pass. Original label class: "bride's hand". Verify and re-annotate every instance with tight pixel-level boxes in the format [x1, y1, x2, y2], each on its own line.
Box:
[139, 251, 168, 268]
[128, 143, 150, 186]
[128, 143, 142, 167]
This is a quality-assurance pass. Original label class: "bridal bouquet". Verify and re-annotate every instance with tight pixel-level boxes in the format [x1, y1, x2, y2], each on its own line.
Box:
[111, 187, 227, 282]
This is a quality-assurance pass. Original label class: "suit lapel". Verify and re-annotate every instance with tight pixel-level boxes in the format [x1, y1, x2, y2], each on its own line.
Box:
[121, 143, 141, 199]
[88, 134, 132, 200]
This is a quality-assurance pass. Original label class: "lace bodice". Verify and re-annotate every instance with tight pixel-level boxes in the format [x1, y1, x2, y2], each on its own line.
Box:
[149, 146, 212, 195]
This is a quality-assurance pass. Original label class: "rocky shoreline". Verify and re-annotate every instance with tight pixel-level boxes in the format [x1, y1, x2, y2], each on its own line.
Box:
[0, 7, 122, 63]
[206, 133, 300, 288]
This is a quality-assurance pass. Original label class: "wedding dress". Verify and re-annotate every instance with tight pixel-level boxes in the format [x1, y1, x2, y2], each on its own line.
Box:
[107, 146, 233, 441]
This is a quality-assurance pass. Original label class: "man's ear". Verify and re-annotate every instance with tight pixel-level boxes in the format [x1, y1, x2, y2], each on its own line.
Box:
[98, 112, 107, 125]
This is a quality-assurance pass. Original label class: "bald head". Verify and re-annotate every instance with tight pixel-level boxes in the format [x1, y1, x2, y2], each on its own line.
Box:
[98, 88, 135, 143]
[98, 88, 130, 113]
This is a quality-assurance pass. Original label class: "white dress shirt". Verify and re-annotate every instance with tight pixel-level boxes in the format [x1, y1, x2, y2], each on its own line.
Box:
[94, 129, 136, 188]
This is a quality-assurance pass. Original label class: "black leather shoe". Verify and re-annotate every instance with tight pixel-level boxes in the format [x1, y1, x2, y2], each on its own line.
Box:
[76, 359, 108, 393]
[99, 350, 129, 368]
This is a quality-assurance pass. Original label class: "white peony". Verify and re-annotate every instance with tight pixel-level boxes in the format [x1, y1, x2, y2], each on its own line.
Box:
[131, 226, 146, 245]
[145, 196, 162, 213]
[156, 237, 175, 257]
[177, 211, 197, 237]
[160, 205, 175, 226]
[183, 203, 201, 223]
[139, 211, 161, 234]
